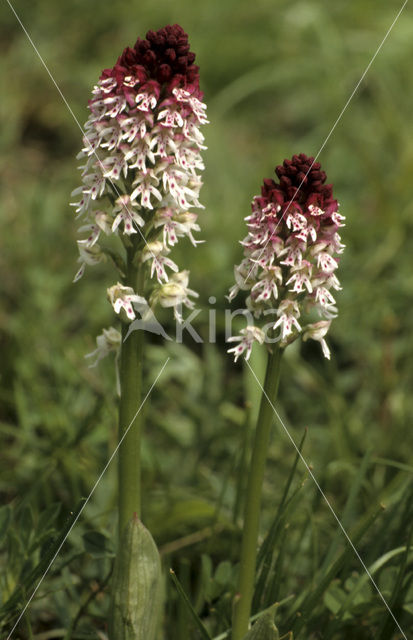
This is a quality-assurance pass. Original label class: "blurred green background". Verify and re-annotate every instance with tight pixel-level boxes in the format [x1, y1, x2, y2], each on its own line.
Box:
[1, 0, 413, 638]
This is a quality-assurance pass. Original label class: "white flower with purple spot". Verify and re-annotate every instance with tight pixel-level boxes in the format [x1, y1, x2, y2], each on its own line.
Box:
[107, 283, 147, 321]
[227, 326, 265, 362]
[112, 195, 145, 235]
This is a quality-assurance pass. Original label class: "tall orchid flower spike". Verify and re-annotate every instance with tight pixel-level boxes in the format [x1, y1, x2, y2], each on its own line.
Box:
[230, 154, 344, 640]
[228, 153, 344, 361]
[71, 23, 207, 325]
[71, 26, 207, 640]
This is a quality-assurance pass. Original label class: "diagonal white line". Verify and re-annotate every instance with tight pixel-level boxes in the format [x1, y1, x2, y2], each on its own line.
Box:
[6, 357, 170, 640]
[243, 0, 409, 286]
[4, 0, 158, 265]
[244, 358, 408, 640]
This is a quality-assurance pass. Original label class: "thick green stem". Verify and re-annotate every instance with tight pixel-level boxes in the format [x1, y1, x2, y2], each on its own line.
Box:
[118, 249, 145, 539]
[232, 346, 282, 640]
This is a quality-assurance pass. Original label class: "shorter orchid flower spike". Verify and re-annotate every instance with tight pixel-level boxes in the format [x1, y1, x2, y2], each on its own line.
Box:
[228, 153, 345, 361]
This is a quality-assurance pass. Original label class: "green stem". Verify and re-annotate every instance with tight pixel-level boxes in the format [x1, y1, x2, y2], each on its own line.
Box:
[118, 248, 145, 538]
[232, 346, 282, 640]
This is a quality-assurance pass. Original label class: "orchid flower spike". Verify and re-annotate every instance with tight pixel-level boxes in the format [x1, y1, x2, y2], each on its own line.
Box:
[71, 24, 207, 359]
[228, 153, 345, 360]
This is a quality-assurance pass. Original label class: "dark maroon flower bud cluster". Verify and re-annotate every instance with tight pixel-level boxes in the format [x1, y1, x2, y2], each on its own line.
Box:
[259, 153, 338, 218]
[101, 24, 201, 101]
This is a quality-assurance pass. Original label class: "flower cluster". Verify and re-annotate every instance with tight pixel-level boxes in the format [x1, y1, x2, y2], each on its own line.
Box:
[71, 24, 207, 323]
[228, 153, 345, 361]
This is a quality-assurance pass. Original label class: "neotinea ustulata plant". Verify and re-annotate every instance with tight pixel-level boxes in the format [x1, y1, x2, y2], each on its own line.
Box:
[228, 154, 345, 640]
[71, 24, 207, 639]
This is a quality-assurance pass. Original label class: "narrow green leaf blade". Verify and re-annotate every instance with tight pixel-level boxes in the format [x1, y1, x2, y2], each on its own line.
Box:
[170, 568, 212, 640]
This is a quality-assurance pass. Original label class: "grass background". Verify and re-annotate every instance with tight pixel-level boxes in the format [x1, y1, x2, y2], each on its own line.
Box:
[1, 0, 413, 638]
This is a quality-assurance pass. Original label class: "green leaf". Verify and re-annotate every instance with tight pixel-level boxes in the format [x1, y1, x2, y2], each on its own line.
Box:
[265, 525, 289, 606]
[0, 498, 86, 624]
[241, 607, 280, 640]
[376, 518, 413, 640]
[337, 545, 413, 617]
[83, 530, 114, 558]
[254, 430, 307, 610]
[20, 557, 35, 582]
[7, 529, 23, 573]
[215, 561, 233, 586]
[323, 583, 347, 615]
[289, 502, 384, 635]
[37, 502, 62, 535]
[170, 568, 212, 640]
[17, 505, 34, 549]
[320, 450, 372, 572]
[0, 505, 12, 544]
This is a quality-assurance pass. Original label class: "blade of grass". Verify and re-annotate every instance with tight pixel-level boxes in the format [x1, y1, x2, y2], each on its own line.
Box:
[376, 519, 413, 640]
[265, 525, 289, 606]
[372, 458, 413, 474]
[176, 560, 192, 640]
[257, 430, 307, 572]
[253, 431, 308, 613]
[320, 450, 372, 573]
[288, 502, 384, 635]
[169, 568, 212, 640]
[330, 544, 413, 635]
[253, 479, 306, 612]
